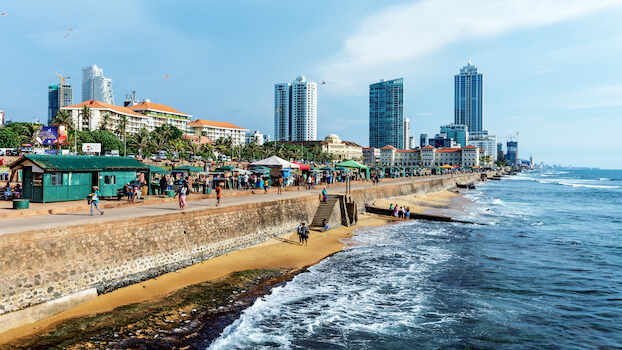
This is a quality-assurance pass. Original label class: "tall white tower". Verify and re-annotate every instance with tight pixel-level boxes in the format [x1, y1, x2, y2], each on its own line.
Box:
[274, 76, 317, 141]
[82, 65, 114, 104]
[404, 117, 410, 149]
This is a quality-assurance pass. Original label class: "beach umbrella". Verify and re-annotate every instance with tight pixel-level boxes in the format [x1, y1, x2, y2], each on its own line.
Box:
[440, 164, 453, 169]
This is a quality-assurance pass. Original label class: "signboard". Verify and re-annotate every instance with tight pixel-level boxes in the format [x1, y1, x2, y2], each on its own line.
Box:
[82, 143, 102, 153]
[38, 126, 58, 146]
[45, 149, 58, 155]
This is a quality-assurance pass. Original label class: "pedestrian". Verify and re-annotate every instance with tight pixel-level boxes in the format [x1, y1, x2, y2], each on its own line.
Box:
[389, 203, 393, 210]
[322, 188, 328, 203]
[125, 182, 134, 202]
[307, 175, 312, 190]
[277, 176, 283, 194]
[215, 182, 222, 206]
[401, 206, 406, 218]
[323, 219, 329, 232]
[89, 186, 104, 216]
[406, 207, 411, 219]
[300, 222, 309, 246]
[174, 182, 188, 210]
[297, 222, 304, 244]
[263, 178, 269, 193]
[394, 205, 399, 217]
[159, 175, 167, 196]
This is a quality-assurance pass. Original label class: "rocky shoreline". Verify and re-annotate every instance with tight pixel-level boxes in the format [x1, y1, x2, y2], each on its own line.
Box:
[4, 268, 305, 350]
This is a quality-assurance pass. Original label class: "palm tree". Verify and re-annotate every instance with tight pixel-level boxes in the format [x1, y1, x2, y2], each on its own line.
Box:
[99, 113, 111, 131]
[213, 137, 230, 157]
[80, 106, 91, 131]
[151, 136, 169, 156]
[129, 128, 150, 158]
[168, 139, 186, 158]
[115, 115, 129, 156]
[52, 110, 74, 130]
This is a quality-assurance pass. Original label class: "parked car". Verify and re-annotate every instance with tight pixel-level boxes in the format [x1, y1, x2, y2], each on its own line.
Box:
[127, 153, 135, 158]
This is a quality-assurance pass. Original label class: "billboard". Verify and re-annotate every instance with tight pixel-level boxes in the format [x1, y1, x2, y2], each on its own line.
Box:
[82, 143, 102, 153]
[38, 126, 58, 146]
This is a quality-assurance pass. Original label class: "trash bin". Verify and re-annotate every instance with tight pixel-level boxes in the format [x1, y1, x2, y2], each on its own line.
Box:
[166, 190, 175, 197]
[13, 199, 29, 210]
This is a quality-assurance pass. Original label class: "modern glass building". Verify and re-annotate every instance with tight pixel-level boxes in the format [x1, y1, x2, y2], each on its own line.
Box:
[82, 64, 114, 104]
[440, 123, 468, 148]
[48, 84, 73, 124]
[369, 78, 404, 149]
[274, 76, 317, 141]
[454, 61, 483, 133]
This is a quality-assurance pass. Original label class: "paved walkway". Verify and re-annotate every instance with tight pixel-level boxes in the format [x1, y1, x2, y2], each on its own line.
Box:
[0, 175, 463, 236]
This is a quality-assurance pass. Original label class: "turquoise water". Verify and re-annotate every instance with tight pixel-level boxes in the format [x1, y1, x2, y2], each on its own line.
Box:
[208, 170, 622, 349]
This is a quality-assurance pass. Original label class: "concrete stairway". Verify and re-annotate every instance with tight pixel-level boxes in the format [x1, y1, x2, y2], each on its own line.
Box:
[310, 194, 340, 228]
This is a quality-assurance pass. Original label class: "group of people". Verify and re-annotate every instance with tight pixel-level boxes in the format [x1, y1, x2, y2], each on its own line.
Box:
[124, 180, 145, 202]
[297, 222, 309, 245]
[389, 203, 411, 219]
[173, 178, 222, 210]
[2, 183, 21, 200]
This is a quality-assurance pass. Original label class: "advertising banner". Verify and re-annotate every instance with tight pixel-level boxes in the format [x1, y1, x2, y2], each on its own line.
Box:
[82, 143, 102, 153]
[38, 126, 58, 146]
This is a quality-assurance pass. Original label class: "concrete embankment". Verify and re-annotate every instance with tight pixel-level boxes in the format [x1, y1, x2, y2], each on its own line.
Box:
[0, 173, 483, 335]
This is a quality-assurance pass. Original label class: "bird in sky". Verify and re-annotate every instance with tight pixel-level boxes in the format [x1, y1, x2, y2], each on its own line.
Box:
[321, 80, 326, 85]
[64, 28, 74, 38]
[164, 74, 171, 80]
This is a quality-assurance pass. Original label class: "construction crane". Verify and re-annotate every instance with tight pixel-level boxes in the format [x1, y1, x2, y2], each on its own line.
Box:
[49, 72, 72, 108]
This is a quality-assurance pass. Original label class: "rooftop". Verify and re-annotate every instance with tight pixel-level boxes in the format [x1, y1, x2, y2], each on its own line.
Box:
[188, 119, 248, 131]
[129, 101, 191, 118]
[63, 100, 146, 118]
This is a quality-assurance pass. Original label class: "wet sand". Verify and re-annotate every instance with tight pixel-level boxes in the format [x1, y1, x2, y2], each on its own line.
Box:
[372, 190, 462, 214]
[1, 190, 460, 346]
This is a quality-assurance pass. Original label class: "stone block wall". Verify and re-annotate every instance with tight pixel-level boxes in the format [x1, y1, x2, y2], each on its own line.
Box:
[0, 196, 319, 316]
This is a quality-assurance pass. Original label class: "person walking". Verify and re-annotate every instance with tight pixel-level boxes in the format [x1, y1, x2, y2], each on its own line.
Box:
[277, 176, 283, 195]
[89, 186, 104, 216]
[300, 222, 309, 246]
[215, 182, 222, 206]
[322, 188, 328, 203]
[174, 183, 188, 210]
[297, 222, 304, 244]
[159, 175, 167, 196]
[307, 175, 313, 190]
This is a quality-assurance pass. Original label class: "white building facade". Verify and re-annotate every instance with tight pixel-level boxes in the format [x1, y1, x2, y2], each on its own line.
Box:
[468, 133, 497, 161]
[274, 76, 317, 141]
[362, 147, 380, 166]
[188, 119, 249, 146]
[82, 65, 114, 104]
[404, 118, 410, 149]
[62, 100, 148, 134]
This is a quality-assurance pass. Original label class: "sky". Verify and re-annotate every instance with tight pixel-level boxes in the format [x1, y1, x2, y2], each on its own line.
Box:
[1, 0, 622, 169]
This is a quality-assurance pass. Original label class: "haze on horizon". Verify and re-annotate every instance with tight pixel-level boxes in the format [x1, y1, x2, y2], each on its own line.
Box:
[1, 0, 621, 169]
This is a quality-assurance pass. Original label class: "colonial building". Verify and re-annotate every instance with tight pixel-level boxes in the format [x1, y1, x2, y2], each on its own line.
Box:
[362, 147, 380, 166]
[187, 119, 249, 146]
[280, 134, 363, 161]
[378, 144, 484, 168]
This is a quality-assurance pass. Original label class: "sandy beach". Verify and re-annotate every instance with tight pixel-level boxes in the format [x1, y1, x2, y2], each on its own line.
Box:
[1, 189, 462, 347]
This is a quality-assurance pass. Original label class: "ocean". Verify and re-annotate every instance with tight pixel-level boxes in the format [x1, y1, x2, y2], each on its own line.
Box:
[208, 169, 622, 349]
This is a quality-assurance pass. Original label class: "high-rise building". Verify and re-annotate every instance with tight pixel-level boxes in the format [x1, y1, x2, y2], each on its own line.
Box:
[455, 61, 483, 133]
[420, 133, 428, 148]
[440, 123, 468, 148]
[82, 64, 114, 104]
[468, 133, 497, 161]
[369, 78, 404, 149]
[404, 118, 410, 149]
[409, 136, 416, 150]
[274, 76, 317, 141]
[0, 110, 4, 125]
[48, 84, 73, 124]
[506, 141, 518, 166]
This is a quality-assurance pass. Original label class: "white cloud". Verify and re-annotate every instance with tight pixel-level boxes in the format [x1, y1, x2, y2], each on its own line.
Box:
[552, 84, 622, 110]
[319, 0, 622, 95]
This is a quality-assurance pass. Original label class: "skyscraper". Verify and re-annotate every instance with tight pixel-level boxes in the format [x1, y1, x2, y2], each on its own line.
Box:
[48, 84, 73, 124]
[369, 78, 404, 149]
[404, 117, 410, 150]
[454, 61, 483, 133]
[420, 133, 428, 148]
[82, 64, 114, 104]
[274, 76, 317, 141]
[440, 123, 468, 148]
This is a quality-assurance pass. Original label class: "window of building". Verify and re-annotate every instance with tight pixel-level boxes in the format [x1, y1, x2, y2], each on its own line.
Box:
[50, 172, 63, 186]
[104, 175, 116, 185]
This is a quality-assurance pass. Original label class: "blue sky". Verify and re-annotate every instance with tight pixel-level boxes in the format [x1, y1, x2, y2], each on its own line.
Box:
[1, 0, 621, 168]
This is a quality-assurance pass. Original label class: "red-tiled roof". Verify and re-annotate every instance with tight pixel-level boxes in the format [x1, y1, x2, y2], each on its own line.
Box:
[129, 102, 191, 117]
[421, 145, 436, 149]
[462, 145, 477, 149]
[396, 150, 418, 153]
[380, 145, 397, 149]
[436, 148, 462, 153]
[187, 119, 248, 130]
[182, 134, 214, 145]
[62, 100, 146, 118]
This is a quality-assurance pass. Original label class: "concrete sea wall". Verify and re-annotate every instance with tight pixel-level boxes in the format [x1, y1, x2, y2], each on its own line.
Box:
[0, 173, 482, 334]
[0, 196, 319, 333]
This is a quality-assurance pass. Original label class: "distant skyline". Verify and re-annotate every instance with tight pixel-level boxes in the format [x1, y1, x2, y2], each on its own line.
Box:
[1, 1, 622, 168]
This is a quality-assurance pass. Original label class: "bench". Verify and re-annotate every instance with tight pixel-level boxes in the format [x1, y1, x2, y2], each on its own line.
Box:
[116, 188, 125, 201]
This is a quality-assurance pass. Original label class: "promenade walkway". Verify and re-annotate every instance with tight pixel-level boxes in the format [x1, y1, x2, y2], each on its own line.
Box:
[0, 175, 460, 236]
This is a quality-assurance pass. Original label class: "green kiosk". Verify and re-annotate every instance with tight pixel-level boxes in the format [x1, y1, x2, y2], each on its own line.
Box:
[10, 155, 150, 203]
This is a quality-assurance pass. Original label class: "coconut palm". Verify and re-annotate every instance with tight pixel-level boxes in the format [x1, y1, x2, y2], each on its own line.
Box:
[52, 110, 74, 130]
[168, 139, 186, 158]
[99, 113, 111, 131]
[151, 136, 169, 156]
[80, 106, 91, 131]
[129, 128, 150, 158]
[115, 115, 129, 156]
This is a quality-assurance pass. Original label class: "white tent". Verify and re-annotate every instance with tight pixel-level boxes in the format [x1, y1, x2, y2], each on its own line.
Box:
[250, 156, 300, 169]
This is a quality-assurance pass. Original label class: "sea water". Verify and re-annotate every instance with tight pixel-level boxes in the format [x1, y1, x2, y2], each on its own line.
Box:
[208, 170, 622, 349]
